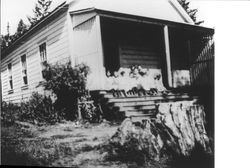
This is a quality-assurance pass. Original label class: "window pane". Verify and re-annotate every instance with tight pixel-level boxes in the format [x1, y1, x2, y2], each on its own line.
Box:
[23, 76, 28, 85]
[8, 63, 13, 89]
[39, 43, 47, 63]
[21, 55, 28, 85]
[9, 80, 13, 90]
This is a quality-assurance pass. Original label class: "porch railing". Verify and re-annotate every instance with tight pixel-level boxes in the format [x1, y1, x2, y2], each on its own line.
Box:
[190, 38, 214, 87]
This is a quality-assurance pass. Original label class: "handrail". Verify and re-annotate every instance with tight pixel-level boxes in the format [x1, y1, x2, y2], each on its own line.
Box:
[190, 37, 214, 86]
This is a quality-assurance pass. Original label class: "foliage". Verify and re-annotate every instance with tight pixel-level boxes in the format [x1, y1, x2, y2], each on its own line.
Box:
[27, 0, 52, 25]
[178, 0, 204, 25]
[14, 19, 29, 39]
[1, 92, 62, 125]
[41, 61, 90, 120]
[1, 101, 21, 126]
[78, 100, 103, 123]
[1, 125, 60, 166]
[1, 19, 29, 51]
[19, 92, 63, 124]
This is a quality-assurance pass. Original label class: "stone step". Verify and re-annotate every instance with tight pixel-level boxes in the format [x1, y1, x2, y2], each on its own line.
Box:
[94, 90, 197, 120]
[124, 110, 156, 117]
[112, 100, 156, 107]
[106, 96, 164, 103]
[118, 104, 156, 111]
[103, 94, 162, 99]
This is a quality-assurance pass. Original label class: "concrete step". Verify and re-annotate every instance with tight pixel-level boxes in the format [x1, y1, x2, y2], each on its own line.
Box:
[94, 90, 197, 120]
[112, 100, 156, 107]
[106, 96, 164, 103]
[119, 104, 156, 111]
[124, 110, 156, 117]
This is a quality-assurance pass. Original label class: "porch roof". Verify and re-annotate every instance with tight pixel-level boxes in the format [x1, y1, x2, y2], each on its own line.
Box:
[71, 8, 214, 36]
[69, 0, 194, 24]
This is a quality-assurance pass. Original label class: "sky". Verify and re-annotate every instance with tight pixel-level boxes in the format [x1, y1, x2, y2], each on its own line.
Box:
[1, 0, 250, 167]
[1, 0, 65, 35]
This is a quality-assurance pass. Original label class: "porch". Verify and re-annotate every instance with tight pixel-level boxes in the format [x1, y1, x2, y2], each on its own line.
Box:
[71, 11, 214, 120]
[99, 16, 214, 91]
[95, 15, 214, 120]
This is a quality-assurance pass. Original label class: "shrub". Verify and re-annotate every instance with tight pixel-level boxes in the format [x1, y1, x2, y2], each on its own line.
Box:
[19, 92, 62, 124]
[1, 92, 63, 125]
[41, 61, 90, 120]
[1, 101, 21, 126]
[78, 100, 103, 123]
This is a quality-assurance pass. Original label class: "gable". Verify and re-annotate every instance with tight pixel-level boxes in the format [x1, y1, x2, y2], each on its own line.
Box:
[69, 0, 194, 24]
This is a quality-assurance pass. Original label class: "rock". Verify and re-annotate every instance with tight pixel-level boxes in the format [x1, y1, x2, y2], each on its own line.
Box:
[109, 118, 161, 163]
[107, 100, 212, 165]
[156, 101, 211, 156]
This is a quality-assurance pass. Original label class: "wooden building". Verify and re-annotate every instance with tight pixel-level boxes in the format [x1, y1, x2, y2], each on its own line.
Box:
[1, 0, 214, 103]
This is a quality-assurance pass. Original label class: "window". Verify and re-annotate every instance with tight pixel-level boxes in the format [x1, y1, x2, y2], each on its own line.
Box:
[39, 43, 47, 79]
[39, 43, 47, 68]
[7, 63, 13, 90]
[21, 55, 28, 85]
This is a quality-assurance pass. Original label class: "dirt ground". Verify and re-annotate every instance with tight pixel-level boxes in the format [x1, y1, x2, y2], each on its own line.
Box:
[1, 121, 131, 167]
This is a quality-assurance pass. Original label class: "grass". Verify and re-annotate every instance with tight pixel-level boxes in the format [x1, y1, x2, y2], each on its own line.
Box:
[1, 121, 121, 167]
[1, 120, 214, 168]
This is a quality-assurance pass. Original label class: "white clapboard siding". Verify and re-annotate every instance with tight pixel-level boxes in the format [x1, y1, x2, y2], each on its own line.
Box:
[72, 16, 105, 90]
[119, 44, 161, 68]
[1, 10, 70, 102]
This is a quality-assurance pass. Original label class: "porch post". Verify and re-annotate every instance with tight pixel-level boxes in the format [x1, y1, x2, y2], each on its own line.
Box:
[95, 15, 106, 90]
[163, 26, 173, 88]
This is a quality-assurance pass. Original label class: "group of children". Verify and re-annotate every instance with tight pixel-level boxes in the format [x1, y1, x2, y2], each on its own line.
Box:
[105, 67, 166, 97]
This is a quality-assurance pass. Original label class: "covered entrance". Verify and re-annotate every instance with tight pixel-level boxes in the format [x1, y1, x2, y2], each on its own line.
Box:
[100, 17, 166, 71]
[99, 14, 214, 90]
[100, 17, 169, 88]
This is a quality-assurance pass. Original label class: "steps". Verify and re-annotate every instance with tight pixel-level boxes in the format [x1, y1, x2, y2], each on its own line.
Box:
[92, 90, 197, 121]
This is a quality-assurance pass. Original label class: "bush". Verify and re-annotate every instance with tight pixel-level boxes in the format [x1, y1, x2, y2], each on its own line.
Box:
[19, 92, 63, 124]
[1, 92, 63, 125]
[78, 100, 103, 123]
[1, 101, 21, 126]
[41, 61, 90, 120]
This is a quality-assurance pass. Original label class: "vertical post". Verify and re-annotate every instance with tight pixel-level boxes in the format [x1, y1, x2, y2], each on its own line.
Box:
[163, 26, 173, 88]
[67, 13, 76, 67]
[95, 15, 106, 90]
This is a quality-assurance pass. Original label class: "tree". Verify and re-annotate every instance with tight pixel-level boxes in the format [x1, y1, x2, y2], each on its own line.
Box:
[1, 20, 29, 51]
[178, 0, 204, 25]
[10, 19, 29, 43]
[27, 0, 52, 25]
[16, 19, 28, 37]
[1, 22, 12, 51]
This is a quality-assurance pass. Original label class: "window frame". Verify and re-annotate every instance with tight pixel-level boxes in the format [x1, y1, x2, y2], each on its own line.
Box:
[21, 54, 28, 87]
[39, 42, 47, 67]
[7, 62, 13, 92]
[39, 42, 48, 79]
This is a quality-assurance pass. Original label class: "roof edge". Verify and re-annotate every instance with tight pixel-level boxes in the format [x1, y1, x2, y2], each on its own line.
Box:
[169, 0, 195, 24]
[1, 1, 68, 58]
[96, 9, 214, 34]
